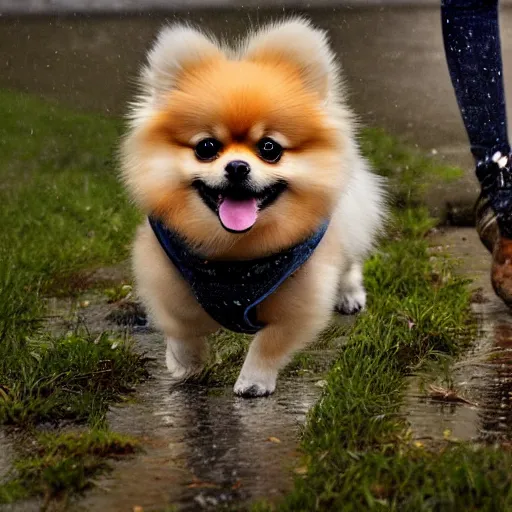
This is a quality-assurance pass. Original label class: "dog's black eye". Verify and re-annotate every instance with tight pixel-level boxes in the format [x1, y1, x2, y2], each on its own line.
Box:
[195, 138, 222, 161]
[257, 137, 283, 163]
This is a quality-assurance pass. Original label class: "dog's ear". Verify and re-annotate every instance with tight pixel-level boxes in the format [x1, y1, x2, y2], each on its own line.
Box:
[243, 19, 337, 100]
[142, 24, 222, 97]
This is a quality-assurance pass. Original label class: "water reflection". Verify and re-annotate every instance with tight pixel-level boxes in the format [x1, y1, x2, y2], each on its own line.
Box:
[406, 228, 512, 445]
[477, 319, 512, 442]
[78, 329, 320, 510]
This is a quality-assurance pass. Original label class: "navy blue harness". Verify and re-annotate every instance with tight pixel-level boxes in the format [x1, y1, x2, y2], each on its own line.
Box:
[149, 217, 328, 335]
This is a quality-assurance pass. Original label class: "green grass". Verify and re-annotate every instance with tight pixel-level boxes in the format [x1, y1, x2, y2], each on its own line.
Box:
[249, 216, 512, 508]
[0, 430, 139, 504]
[0, 90, 145, 426]
[0, 90, 146, 504]
[360, 127, 462, 206]
[0, 330, 147, 426]
[271, 445, 512, 511]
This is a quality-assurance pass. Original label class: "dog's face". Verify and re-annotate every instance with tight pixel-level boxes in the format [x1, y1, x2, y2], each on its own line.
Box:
[123, 20, 350, 257]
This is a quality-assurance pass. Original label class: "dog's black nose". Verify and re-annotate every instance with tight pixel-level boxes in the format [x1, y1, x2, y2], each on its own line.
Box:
[225, 160, 250, 182]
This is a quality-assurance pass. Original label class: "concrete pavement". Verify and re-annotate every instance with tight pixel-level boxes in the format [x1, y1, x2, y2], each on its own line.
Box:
[2, 0, 512, 15]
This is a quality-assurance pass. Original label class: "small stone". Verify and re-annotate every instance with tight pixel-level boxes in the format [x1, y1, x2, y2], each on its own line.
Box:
[315, 380, 328, 388]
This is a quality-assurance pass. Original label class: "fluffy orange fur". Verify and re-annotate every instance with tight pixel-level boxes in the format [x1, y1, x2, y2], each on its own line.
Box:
[130, 57, 344, 259]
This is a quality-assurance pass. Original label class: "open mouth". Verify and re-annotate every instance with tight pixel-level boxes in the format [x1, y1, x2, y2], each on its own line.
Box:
[192, 180, 287, 233]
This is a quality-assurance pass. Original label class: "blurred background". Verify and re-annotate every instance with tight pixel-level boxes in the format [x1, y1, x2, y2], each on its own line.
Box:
[2, 0, 512, 217]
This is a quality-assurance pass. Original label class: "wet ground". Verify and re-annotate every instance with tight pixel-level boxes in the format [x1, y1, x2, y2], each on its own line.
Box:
[3, 5, 512, 218]
[406, 228, 512, 443]
[0, 289, 349, 511]
[78, 351, 320, 511]
[76, 324, 342, 511]
[4, 232, 510, 511]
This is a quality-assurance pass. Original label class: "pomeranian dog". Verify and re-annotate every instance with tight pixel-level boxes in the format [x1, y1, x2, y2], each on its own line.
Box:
[121, 19, 386, 397]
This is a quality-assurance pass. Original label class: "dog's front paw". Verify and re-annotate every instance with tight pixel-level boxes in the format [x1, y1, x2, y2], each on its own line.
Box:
[234, 370, 276, 398]
[166, 354, 201, 380]
[336, 287, 366, 315]
[165, 337, 204, 381]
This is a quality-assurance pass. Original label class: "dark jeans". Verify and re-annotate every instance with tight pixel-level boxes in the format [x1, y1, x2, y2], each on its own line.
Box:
[441, 0, 510, 166]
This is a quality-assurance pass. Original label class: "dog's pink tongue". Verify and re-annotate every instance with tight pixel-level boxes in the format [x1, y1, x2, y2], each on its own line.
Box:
[218, 197, 258, 232]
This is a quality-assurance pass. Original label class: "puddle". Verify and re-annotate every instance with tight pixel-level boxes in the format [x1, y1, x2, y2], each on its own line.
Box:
[73, 319, 346, 511]
[0, 286, 348, 511]
[37, 285, 348, 511]
[406, 227, 512, 443]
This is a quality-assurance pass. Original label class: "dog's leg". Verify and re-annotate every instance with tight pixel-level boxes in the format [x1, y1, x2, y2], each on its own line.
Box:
[234, 247, 341, 397]
[133, 222, 218, 380]
[335, 261, 366, 315]
[233, 320, 327, 397]
[149, 295, 211, 380]
[165, 335, 209, 379]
